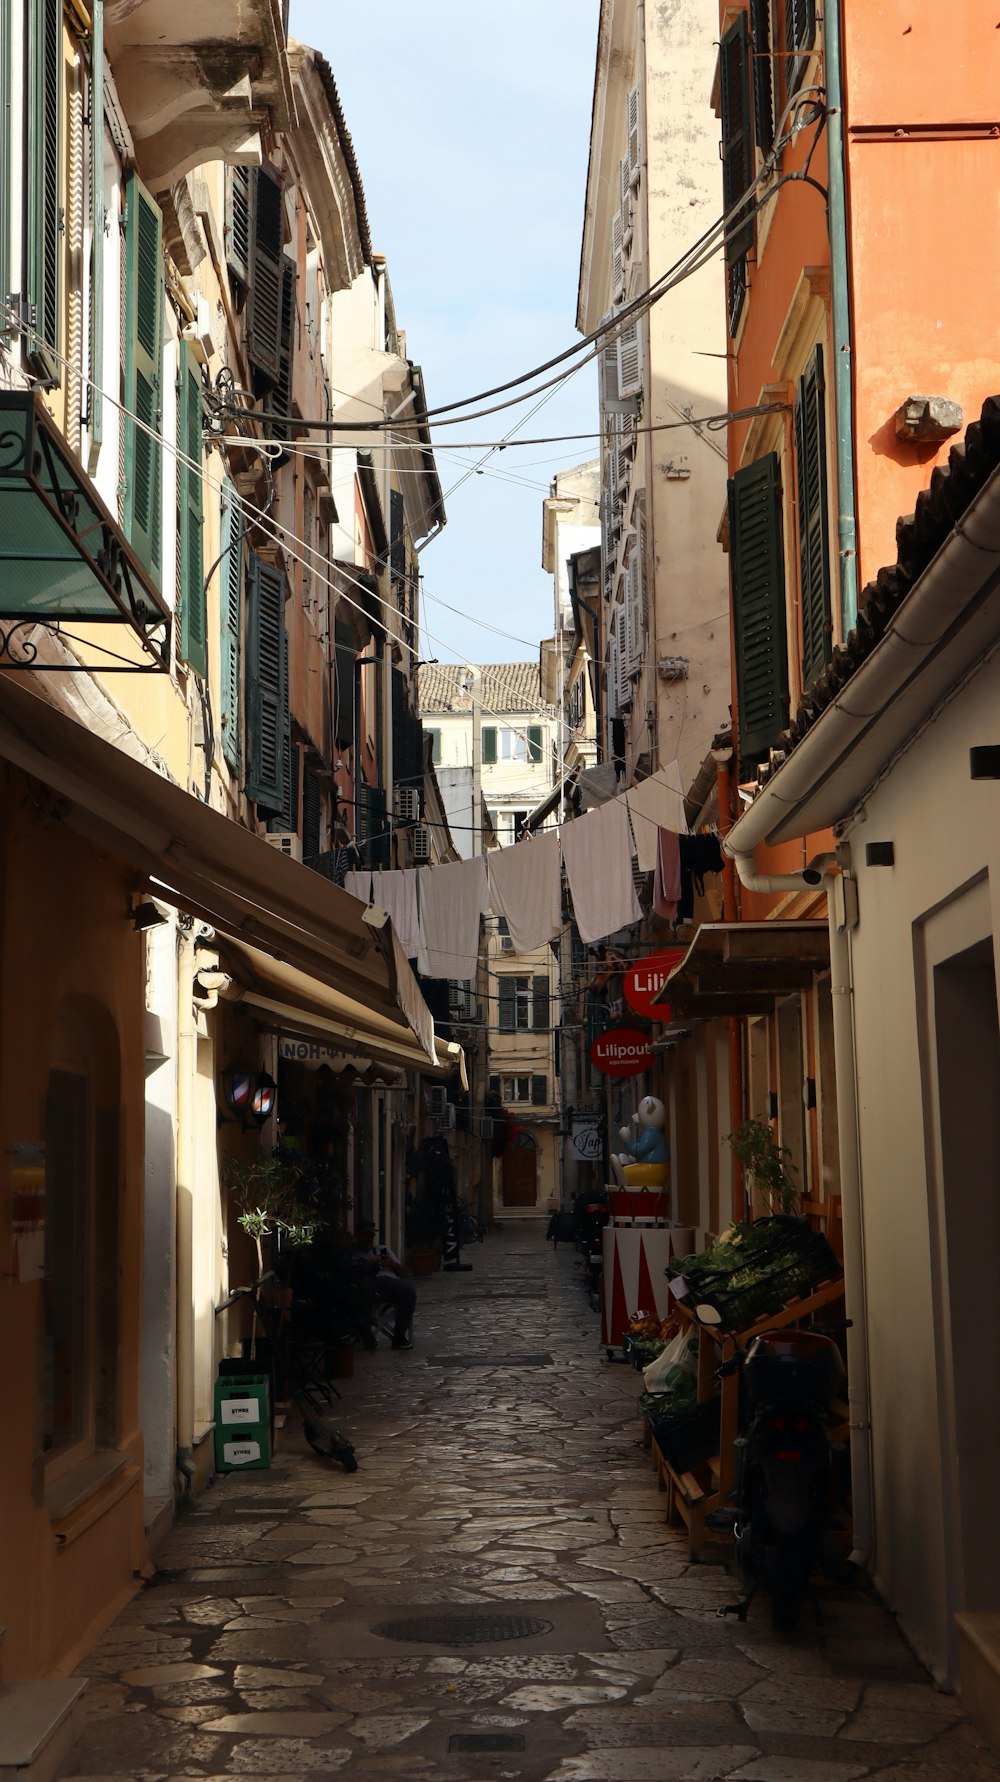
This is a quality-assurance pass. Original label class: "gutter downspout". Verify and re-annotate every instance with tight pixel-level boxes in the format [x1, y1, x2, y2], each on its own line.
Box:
[825, 0, 859, 635]
[725, 839, 874, 1570]
[716, 749, 746, 1222]
[175, 923, 197, 1491]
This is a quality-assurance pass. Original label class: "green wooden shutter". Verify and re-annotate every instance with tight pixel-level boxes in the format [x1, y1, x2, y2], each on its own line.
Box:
[123, 173, 163, 580]
[226, 163, 252, 289]
[264, 252, 296, 449]
[728, 453, 789, 763]
[720, 15, 753, 333]
[531, 1075, 547, 1107]
[246, 163, 283, 383]
[785, 0, 816, 98]
[26, 0, 61, 377]
[0, 2, 10, 310]
[219, 480, 243, 770]
[87, 0, 105, 469]
[178, 342, 205, 674]
[498, 978, 515, 1031]
[481, 726, 497, 765]
[247, 554, 288, 810]
[532, 975, 550, 1030]
[796, 345, 832, 689]
[302, 763, 322, 858]
[527, 725, 543, 763]
[749, 0, 774, 156]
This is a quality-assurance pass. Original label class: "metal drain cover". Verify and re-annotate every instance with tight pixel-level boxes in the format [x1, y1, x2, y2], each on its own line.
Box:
[450, 1733, 526, 1752]
[425, 1354, 554, 1368]
[373, 1611, 553, 1646]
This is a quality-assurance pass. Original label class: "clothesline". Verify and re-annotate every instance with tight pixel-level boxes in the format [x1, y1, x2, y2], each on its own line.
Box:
[343, 768, 724, 977]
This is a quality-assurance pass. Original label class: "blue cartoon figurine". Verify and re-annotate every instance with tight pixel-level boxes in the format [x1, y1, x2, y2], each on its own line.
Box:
[611, 1095, 670, 1189]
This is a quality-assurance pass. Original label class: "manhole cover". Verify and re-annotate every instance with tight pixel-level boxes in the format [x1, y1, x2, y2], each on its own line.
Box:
[450, 1733, 526, 1752]
[373, 1612, 553, 1646]
[426, 1354, 554, 1368]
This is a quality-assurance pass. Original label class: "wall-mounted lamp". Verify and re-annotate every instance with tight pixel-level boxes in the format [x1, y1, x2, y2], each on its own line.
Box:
[970, 746, 1000, 781]
[222, 1067, 276, 1129]
[864, 842, 895, 867]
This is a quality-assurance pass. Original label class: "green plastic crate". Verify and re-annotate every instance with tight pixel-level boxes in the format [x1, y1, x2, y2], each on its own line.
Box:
[214, 1372, 271, 1471]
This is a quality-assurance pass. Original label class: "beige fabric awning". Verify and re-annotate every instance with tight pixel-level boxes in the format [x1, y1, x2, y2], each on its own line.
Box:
[652, 922, 830, 1018]
[220, 938, 465, 1081]
[0, 676, 450, 1069]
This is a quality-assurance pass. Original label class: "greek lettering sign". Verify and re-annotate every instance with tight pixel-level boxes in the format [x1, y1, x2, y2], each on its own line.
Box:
[588, 1026, 654, 1078]
[623, 948, 686, 1020]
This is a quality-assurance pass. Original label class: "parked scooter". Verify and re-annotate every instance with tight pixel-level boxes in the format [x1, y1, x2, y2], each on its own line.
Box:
[709, 1325, 846, 1630]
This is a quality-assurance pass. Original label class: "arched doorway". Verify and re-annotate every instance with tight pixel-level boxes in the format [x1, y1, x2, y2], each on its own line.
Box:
[502, 1131, 537, 1207]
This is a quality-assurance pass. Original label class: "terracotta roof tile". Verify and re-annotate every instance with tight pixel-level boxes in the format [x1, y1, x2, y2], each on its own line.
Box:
[417, 661, 543, 716]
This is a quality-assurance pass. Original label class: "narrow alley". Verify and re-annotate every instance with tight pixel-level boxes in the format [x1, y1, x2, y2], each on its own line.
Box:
[59, 1228, 999, 1782]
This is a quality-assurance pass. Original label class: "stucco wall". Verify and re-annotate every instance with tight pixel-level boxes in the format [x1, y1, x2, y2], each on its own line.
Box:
[847, 649, 1000, 1682]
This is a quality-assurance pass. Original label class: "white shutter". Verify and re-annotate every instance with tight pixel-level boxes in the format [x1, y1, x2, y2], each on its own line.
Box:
[626, 549, 645, 672]
[627, 85, 641, 185]
[610, 211, 624, 304]
[617, 315, 643, 399]
[616, 605, 630, 708]
[607, 623, 619, 718]
[620, 156, 632, 244]
[598, 312, 620, 408]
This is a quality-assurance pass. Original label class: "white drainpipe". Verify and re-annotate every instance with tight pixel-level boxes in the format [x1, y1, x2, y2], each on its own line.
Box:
[725, 840, 874, 1570]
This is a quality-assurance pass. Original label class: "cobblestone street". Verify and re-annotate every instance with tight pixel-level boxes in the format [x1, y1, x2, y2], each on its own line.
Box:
[60, 1226, 1000, 1782]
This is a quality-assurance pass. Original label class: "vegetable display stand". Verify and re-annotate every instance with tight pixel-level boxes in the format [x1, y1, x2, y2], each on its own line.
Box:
[645, 1273, 849, 1558]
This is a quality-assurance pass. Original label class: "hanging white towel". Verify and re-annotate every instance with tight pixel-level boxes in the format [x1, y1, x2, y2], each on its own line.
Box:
[487, 832, 562, 954]
[626, 768, 688, 872]
[371, 869, 420, 959]
[343, 870, 374, 904]
[561, 798, 642, 943]
[417, 856, 489, 980]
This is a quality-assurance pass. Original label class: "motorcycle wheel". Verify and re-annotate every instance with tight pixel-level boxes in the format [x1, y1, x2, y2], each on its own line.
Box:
[769, 1544, 803, 1632]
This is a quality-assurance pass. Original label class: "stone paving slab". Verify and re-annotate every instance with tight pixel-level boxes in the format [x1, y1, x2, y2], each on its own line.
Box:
[55, 1225, 1000, 1782]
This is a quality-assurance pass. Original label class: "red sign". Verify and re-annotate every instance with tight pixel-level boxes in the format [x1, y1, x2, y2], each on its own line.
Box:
[623, 949, 687, 1021]
[589, 1026, 654, 1078]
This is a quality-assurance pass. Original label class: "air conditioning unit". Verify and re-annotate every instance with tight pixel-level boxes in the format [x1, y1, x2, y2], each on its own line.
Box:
[442, 1103, 457, 1131]
[427, 1084, 448, 1119]
[412, 822, 431, 863]
[265, 831, 303, 863]
[395, 784, 420, 824]
[500, 934, 515, 953]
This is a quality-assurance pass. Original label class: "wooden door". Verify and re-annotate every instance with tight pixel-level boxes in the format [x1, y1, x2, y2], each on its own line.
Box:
[502, 1132, 537, 1206]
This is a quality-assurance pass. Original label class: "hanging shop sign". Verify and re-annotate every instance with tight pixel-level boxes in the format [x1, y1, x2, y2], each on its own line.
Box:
[589, 1026, 654, 1078]
[623, 948, 687, 1021]
[570, 1116, 603, 1162]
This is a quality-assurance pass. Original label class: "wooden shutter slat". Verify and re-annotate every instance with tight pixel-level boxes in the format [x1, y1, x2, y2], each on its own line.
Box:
[796, 345, 832, 688]
[246, 164, 284, 382]
[124, 173, 163, 581]
[227, 164, 252, 288]
[729, 453, 789, 763]
[220, 480, 242, 770]
[247, 554, 288, 809]
[178, 343, 206, 674]
[27, 0, 61, 372]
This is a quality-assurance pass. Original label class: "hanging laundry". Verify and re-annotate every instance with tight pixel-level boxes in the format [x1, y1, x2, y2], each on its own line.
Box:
[561, 798, 642, 944]
[653, 827, 681, 921]
[626, 768, 687, 872]
[417, 856, 490, 981]
[487, 831, 561, 954]
[371, 869, 420, 959]
[678, 832, 725, 920]
[343, 870, 374, 903]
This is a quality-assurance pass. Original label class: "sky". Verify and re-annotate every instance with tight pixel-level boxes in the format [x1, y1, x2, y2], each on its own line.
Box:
[289, 0, 601, 668]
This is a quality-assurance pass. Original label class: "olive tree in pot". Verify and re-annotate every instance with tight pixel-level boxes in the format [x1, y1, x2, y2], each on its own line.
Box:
[222, 1154, 323, 1357]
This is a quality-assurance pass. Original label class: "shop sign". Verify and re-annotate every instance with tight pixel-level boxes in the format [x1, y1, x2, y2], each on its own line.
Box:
[279, 1038, 343, 1070]
[623, 948, 687, 1021]
[570, 1117, 603, 1162]
[589, 1026, 654, 1078]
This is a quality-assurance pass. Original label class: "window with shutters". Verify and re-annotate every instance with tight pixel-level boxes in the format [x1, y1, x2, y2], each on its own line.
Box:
[246, 554, 288, 811]
[178, 343, 205, 674]
[526, 725, 543, 764]
[245, 164, 285, 386]
[264, 253, 296, 453]
[427, 727, 441, 764]
[219, 481, 243, 771]
[749, 0, 774, 158]
[501, 1076, 532, 1105]
[226, 164, 252, 296]
[531, 1074, 548, 1107]
[302, 760, 322, 858]
[25, 0, 61, 380]
[532, 975, 550, 1030]
[627, 85, 641, 186]
[481, 726, 497, 765]
[795, 344, 832, 689]
[617, 317, 643, 401]
[728, 453, 790, 765]
[784, 0, 817, 100]
[267, 736, 299, 836]
[123, 174, 163, 581]
[357, 783, 389, 868]
[720, 15, 753, 336]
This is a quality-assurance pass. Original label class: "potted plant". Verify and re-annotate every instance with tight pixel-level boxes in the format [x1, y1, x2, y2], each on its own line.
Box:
[724, 1118, 800, 1217]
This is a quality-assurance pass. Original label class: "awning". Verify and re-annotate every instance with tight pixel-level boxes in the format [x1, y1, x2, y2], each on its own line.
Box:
[0, 675, 457, 1070]
[652, 922, 830, 1018]
[0, 391, 170, 670]
[220, 938, 465, 1081]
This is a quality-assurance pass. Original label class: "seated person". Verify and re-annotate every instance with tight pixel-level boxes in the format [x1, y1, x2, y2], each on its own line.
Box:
[355, 1221, 416, 1350]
